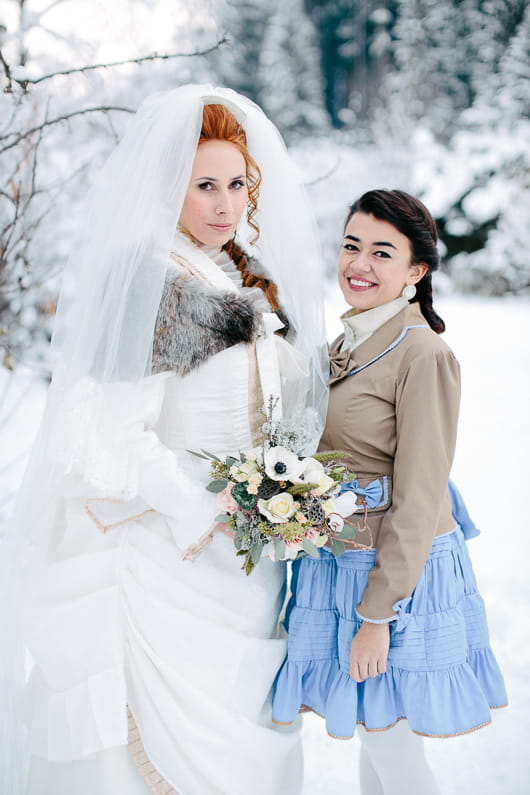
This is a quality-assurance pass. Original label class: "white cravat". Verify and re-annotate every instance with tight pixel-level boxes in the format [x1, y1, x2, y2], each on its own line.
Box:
[341, 296, 409, 351]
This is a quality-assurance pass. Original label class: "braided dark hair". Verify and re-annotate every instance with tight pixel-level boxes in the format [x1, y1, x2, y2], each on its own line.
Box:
[345, 189, 445, 333]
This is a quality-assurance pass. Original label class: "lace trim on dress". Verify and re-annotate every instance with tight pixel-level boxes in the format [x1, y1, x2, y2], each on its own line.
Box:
[128, 709, 180, 795]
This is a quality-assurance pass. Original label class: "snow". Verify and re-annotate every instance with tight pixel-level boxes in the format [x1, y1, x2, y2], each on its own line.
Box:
[1, 296, 528, 792]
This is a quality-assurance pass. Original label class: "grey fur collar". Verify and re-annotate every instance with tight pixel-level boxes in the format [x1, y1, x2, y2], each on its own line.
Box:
[151, 261, 258, 376]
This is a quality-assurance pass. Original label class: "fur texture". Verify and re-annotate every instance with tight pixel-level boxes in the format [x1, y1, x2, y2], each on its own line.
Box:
[151, 267, 258, 376]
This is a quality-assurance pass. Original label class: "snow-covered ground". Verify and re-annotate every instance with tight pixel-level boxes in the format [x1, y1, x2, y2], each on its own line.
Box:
[1, 294, 528, 793]
[302, 291, 530, 795]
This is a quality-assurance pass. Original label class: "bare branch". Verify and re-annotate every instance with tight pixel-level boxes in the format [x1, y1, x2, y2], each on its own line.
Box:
[0, 47, 13, 92]
[304, 155, 342, 187]
[15, 37, 228, 89]
[0, 105, 134, 153]
[40, 0, 70, 17]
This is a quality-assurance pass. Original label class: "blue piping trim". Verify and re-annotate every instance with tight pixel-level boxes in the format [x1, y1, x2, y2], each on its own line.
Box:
[345, 324, 429, 378]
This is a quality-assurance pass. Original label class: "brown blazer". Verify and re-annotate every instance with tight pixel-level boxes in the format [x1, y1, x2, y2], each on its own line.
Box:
[319, 302, 460, 621]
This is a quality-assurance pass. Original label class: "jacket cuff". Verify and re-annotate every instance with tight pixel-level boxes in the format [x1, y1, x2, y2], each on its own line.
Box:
[355, 608, 397, 624]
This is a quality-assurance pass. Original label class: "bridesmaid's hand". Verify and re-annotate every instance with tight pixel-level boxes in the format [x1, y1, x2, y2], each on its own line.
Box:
[349, 621, 390, 683]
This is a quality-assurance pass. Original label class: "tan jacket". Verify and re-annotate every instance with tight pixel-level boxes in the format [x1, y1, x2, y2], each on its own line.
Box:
[319, 302, 460, 621]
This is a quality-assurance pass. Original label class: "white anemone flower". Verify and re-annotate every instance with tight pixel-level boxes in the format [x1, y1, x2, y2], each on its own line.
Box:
[264, 446, 303, 481]
[294, 457, 325, 484]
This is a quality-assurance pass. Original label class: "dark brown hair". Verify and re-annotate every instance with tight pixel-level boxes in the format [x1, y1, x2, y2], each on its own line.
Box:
[200, 103, 281, 312]
[345, 189, 445, 333]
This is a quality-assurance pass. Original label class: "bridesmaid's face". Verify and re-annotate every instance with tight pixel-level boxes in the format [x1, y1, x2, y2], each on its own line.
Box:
[179, 139, 249, 248]
[338, 212, 426, 311]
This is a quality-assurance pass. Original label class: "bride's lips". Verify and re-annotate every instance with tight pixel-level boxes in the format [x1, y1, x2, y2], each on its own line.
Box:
[346, 276, 377, 292]
[208, 223, 233, 233]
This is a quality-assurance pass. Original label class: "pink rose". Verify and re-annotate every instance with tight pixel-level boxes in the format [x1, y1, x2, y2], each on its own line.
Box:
[304, 527, 321, 543]
[283, 540, 304, 560]
[218, 483, 239, 514]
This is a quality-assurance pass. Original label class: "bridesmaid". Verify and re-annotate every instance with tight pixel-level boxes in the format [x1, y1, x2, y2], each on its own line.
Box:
[272, 189, 507, 795]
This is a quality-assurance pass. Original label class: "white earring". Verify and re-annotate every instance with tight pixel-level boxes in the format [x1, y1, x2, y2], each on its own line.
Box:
[402, 284, 416, 300]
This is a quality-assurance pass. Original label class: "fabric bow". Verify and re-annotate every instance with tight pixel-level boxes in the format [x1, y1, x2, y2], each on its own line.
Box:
[340, 478, 383, 509]
[392, 597, 413, 632]
[328, 344, 357, 385]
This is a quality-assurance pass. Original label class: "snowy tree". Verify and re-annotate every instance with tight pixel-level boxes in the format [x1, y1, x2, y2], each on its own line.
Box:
[376, 0, 529, 141]
[410, 3, 530, 294]
[208, 0, 326, 137]
[0, 0, 224, 371]
[258, 0, 327, 135]
[305, 0, 396, 129]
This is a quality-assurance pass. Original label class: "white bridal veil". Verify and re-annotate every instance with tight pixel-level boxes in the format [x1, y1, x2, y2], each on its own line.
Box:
[0, 84, 328, 792]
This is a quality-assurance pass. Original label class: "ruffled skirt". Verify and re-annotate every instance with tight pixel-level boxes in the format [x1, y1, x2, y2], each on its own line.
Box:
[272, 528, 507, 738]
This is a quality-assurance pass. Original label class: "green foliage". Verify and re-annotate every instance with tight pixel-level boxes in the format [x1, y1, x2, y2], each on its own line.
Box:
[285, 482, 314, 497]
[231, 482, 257, 510]
[210, 460, 230, 479]
[313, 450, 351, 463]
[301, 537, 321, 558]
[274, 538, 286, 559]
[206, 479, 228, 493]
[330, 538, 346, 557]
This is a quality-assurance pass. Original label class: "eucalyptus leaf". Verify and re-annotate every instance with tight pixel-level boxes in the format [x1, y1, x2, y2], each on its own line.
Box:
[330, 539, 346, 557]
[274, 538, 286, 560]
[201, 449, 222, 462]
[206, 479, 228, 493]
[251, 542, 264, 565]
[186, 449, 210, 460]
[225, 456, 238, 468]
[214, 513, 232, 523]
[301, 537, 321, 559]
[245, 556, 255, 575]
[338, 526, 357, 540]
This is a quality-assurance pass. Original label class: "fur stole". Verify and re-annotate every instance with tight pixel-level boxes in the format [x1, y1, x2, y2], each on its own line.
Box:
[151, 261, 258, 376]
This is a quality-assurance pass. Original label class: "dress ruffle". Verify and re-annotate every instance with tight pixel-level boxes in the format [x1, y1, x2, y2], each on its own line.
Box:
[272, 529, 507, 738]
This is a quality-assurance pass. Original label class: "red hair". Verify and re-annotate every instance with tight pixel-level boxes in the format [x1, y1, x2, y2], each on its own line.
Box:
[200, 103, 281, 312]
[200, 103, 261, 242]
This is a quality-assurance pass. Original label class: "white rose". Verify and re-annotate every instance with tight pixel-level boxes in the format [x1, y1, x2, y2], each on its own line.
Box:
[230, 460, 260, 482]
[258, 492, 297, 523]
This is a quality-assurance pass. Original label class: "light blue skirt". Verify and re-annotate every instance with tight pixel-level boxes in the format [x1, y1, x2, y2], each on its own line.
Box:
[272, 527, 507, 738]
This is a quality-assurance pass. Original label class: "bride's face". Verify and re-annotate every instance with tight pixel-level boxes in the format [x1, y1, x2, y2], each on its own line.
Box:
[179, 139, 249, 248]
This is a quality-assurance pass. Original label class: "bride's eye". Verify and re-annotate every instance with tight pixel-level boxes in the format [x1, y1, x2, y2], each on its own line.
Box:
[230, 179, 246, 190]
[198, 181, 214, 191]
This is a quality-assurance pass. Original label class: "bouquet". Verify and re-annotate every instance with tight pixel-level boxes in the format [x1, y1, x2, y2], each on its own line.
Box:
[191, 402, 360, 574]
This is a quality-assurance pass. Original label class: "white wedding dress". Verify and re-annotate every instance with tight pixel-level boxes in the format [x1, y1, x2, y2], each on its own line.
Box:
[25, 244, 303, 795]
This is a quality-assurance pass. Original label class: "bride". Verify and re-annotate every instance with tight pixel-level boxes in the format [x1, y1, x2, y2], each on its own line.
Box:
[0, 85, 327, 795]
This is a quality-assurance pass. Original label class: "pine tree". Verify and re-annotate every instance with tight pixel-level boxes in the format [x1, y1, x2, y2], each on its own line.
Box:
[258, 0, 326, 134]
[209, 0, 326, 136]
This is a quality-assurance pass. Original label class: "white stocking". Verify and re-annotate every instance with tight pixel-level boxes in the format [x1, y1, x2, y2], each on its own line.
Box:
[358, 720, 441, 795]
